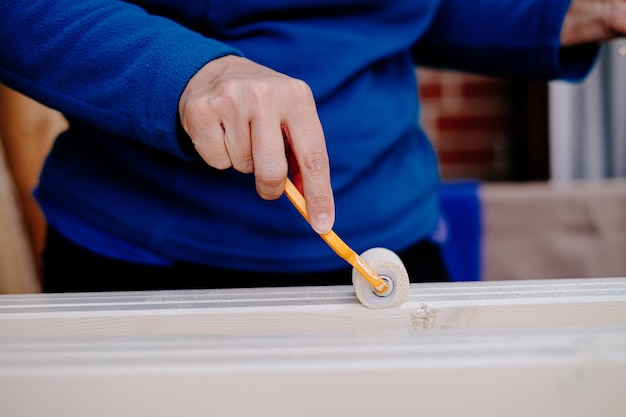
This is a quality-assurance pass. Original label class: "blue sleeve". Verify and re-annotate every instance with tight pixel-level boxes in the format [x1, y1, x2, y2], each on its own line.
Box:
[413, 0, 598, 81]
[0, 0, 243, 158]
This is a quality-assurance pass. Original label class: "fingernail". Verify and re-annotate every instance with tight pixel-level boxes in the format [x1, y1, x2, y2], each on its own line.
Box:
[313, 213, 333, 234]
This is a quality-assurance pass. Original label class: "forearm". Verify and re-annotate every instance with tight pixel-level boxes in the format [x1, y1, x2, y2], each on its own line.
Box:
[561, 0, 626, 46]
[0, 0, 241, 158]
[413, 0, 597, 80]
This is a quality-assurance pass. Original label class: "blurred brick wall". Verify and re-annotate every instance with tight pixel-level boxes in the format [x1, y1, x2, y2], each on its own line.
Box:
[417, 67, 516, 180]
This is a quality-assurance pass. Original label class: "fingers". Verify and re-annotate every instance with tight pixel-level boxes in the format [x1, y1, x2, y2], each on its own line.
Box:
[282, 98, 335, 234]
[178, 55, 335, 233]
[250, 92, 335, 235]
[182, 116, 232, 170]
[223, 113, 254, 174]
[250, 115, 288, 200]
[181, 107, 254, 174]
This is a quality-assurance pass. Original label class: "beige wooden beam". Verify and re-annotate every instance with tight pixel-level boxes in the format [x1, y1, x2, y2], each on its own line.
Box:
[0, 144, 39, 293]
[1, 277, 625, 417]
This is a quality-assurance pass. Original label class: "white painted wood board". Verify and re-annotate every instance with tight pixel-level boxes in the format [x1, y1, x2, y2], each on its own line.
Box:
[1, 277, 625, 417]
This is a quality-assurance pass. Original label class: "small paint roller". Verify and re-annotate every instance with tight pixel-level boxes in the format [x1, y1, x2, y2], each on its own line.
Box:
[284, 178, 409, 308]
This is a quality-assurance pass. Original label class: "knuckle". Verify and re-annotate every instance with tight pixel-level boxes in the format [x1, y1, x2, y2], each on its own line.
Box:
[256, 182, 284, 200]
[287, 80, 315, 107]
[301, 150, 329, 174]
[201, 150, 232, 170]
[232, 157, 254, 174]
[193, 135, 232, 171]
[256, 171, 284, 189]
[212, 87, 239, 110]
[305, 192, 330, 211]
[247, 81, 274, 107]
[255, 166, 287, 200]
[212, 159, 233, 170]
[290, 78, 313, 97]
[253, 79, 274, 96]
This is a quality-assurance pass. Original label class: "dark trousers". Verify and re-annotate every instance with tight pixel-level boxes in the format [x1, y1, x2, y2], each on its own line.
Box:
[42, 226, 450, 293]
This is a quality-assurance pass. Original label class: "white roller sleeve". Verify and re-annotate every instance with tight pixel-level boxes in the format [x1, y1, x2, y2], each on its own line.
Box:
[352, 247, 410, 309]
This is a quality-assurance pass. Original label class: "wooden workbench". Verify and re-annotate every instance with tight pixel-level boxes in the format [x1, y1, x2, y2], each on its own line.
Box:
[1, 277, 625, 416]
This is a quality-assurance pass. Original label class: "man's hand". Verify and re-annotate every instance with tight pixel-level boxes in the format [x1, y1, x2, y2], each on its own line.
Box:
[561, 0, 626, 46]
[178, 55, 334, 234]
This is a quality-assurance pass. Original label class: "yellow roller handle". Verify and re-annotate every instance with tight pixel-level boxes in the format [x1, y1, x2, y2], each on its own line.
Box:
[283, 178, 390, 295]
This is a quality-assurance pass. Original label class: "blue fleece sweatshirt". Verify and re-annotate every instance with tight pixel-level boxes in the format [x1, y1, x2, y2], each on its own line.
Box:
[0, 0, 596, 273]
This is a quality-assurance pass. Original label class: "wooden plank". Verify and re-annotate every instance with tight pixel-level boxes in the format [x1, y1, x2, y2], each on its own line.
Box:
[0, 85, 66, 289]
[0, 143, 39, 294]
[482, 180, 626, 280]
[1, 277, 625, 416]
[1, 277, 625, 337]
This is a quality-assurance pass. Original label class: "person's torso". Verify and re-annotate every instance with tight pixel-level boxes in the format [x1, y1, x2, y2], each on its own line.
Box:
[36, 0, 442, 272]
